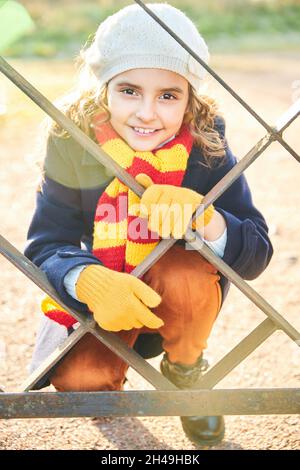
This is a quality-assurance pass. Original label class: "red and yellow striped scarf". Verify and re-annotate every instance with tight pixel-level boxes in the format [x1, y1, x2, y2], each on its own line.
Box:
[42, 117, 194, 327]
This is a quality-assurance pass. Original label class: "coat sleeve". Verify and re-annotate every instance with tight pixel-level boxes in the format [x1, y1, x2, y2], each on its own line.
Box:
[24, 134, 103, 311]
[206, 123, 274, 281]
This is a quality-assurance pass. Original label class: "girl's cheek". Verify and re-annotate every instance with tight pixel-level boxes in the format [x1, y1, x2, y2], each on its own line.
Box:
[163, 109, 181, 124]
[115, 96, 135, 110]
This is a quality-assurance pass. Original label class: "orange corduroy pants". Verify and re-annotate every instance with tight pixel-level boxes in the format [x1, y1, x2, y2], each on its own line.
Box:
[50, 244, 222, 392]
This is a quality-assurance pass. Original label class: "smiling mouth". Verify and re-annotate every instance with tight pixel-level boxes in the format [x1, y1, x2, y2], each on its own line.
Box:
[130, 126, 161, 136]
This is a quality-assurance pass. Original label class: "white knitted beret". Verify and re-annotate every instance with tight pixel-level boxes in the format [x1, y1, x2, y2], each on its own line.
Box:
[85, 2, 209, 93]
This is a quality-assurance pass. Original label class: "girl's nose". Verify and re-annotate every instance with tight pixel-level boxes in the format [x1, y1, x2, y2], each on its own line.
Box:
[135, 99, 157, 121]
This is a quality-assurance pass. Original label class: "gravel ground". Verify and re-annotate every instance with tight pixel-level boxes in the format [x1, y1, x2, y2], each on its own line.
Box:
[0, 52, 299, 450]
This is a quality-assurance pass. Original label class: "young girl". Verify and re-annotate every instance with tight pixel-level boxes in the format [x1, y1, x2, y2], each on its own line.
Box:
[25, 3, 273, 446]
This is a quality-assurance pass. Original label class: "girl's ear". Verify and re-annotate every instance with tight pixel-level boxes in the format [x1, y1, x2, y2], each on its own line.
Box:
[183, 108, 193, 125]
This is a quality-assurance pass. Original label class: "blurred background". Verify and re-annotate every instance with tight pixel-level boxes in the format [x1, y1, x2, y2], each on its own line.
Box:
[0, 0, 299, 450]
[2, 0, 300, 57]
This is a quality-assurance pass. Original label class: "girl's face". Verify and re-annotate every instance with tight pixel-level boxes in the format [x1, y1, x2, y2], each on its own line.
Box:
[106, 68, 190, 151]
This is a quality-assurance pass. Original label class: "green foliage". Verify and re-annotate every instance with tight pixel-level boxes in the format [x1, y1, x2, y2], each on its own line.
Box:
[3, 0, 300, 57]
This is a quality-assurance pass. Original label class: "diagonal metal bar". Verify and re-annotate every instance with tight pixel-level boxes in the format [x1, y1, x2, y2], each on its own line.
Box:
[272, 98, 300, 162]
[275, 98, 300, 133]
[20, 324, 89, 391]
[276, 134, 300, 163]
[0, 389, 299, 418]
[0, 57, 145, 198]
[134, 0, 271, 132]
[273, 98, 300, 162]
[0, 235, 177, 392]
[187, 234, 300, 344]
[134, 0, 300, 163]
[195, 318, 278, 390]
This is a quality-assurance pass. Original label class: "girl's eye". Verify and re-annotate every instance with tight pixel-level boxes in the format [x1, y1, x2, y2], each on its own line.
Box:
[161, 93, 176, 100]
[120, 88, 137, 96]
[121, 88, 136, 96]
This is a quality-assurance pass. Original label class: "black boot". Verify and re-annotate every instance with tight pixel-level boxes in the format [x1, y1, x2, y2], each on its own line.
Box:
[160, 352, 225, 447]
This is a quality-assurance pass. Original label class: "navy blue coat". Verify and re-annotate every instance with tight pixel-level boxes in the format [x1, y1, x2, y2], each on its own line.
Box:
[25, 117, 273, 328]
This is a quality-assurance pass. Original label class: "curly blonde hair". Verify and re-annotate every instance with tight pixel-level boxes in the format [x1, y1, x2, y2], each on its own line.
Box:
[48, 51, 226, 168]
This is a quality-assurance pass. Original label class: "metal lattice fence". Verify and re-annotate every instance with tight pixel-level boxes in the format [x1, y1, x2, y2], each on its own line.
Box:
[0, 0, 299, 420]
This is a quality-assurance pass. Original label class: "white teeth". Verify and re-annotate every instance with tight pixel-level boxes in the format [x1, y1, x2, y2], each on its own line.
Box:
[134, 127, 156, 134]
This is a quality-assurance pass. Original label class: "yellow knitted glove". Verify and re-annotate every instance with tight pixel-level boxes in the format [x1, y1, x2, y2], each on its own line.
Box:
[75, 264, 164, 332]
[135, 174, 214, 238]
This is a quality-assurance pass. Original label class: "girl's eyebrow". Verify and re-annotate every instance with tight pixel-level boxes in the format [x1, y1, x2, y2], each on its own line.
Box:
[115, 81, 184, 95]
